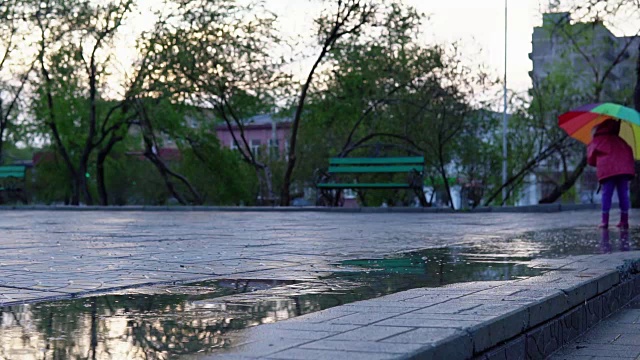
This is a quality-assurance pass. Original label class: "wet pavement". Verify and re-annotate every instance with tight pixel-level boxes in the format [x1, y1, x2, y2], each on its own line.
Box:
[0, 248, 545, 359]
[0, 209, 637, 358]
[0, 210, 623, 302]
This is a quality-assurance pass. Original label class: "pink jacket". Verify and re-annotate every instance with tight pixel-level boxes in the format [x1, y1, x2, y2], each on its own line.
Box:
[587, 120, 635, 182]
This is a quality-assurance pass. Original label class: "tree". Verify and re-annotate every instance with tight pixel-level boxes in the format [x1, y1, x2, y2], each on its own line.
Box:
[531, 2, 640, 204]
[296, 3, 432, 206]
[562, 0, 640, 207]
[280, 0, 379, 206]
[142, 0, 285, 205]
[454, 110, 502, 208]
[297, 4, 491, 208]
[0, 0, 33, 164]
[404, 46, 488, 209]
[32, 0, 135, 205]
[480, 6, 640, 207]
[130, 98, 205, 205]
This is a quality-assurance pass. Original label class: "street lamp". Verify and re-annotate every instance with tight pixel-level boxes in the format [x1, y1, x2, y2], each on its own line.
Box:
[502, 0, 508, 205]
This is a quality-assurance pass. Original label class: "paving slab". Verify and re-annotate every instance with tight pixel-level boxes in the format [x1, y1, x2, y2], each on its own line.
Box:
[0, 209, 638, 360]
[0, 210, 608, 305]
[550, 295, 640, 360]
[212, 252, 640, 359]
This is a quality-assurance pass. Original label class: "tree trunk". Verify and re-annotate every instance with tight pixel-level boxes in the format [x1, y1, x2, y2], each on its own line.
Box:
[144, 150, 187, 205]
[631, 162, 640, 208]
[96, 136, 123, 206]
[70, 182, 80, 206]
[144, 150, 203, 205]
[0, 131, 4, 165]
[484, 137, 564, 207]
[262, 166, 274, 204]
[437, 153, 455, 210]
[414, 186, 428, 207]
[539, 155, 587, 204]
[77, 162, 94, 205]
[97, 150, 109, 206]
[255, 165, 274, 205]
[281, 23, 335, 206]
[38, 37, 80, 205]
[0, 109, 6, 163]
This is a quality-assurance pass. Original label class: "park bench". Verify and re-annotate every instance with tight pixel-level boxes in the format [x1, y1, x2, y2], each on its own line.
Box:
[316, 156, 425, 206]
[0, 165, 27, 204]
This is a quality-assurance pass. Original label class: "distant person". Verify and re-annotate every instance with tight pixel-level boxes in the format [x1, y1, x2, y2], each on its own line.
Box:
[587, 119, 635, 228]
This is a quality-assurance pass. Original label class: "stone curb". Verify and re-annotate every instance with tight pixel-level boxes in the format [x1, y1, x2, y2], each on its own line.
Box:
[214, 252, 640, 360]
[475, 258, 640, 360]
[404, 257, 640, 359]
[0, 203, 599, 213]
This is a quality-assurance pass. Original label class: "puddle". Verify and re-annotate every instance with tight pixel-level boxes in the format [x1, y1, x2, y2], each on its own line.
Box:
[0, 248, 541, 359]
[464, 227, 640, 259]
[0, 227, 638, 359]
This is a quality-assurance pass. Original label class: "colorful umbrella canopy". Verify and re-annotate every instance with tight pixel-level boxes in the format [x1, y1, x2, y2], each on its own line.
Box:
[558, 102, 640, 159]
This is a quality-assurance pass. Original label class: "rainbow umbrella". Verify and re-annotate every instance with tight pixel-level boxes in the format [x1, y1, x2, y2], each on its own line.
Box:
[558, 102, 640, 159]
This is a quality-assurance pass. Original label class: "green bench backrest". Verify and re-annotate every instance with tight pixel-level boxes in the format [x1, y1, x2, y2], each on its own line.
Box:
[329, 157, 424, 165]
[328, 157, 424, 174]
[0, 166, 26, 179]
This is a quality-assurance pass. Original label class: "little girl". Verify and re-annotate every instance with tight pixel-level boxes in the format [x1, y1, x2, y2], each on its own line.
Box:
[587, 119, 635, 228]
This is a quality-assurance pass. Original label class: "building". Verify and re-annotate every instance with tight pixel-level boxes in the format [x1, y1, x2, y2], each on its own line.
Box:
[530, 12, 639, 97]
[215, 114, 291, 158]
[524, 12, 637, 205]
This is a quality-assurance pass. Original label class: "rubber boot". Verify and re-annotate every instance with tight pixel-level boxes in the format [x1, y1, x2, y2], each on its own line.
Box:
[617, 212, 629, 229]
[599, 212, 609, 229]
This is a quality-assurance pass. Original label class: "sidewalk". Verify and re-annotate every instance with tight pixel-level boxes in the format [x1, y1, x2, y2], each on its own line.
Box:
[0, 209, 638, 359]
[207, 252, 640, 359]
[0, 209, 604, 305]
[549, 296, 640, 359]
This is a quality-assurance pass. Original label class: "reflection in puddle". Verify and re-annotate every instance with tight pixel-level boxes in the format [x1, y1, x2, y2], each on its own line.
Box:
[0, 227, 637, 359]
[466, 227, 640, 258]
[0, 248, 541, 359]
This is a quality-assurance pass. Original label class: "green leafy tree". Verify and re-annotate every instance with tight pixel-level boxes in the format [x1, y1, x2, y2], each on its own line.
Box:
[140, 0, 284, 204]
[281, 0, 380, 206]
[31, 0, 135, 205]
[560, 0, 640, 206]
[0, 0, 33, 164]
[454, 110, 502, 208]
[529, 4, 638, 204]
[298, 4, 492, 208]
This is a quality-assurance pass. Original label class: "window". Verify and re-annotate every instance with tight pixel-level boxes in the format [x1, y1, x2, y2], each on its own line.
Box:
[284, 140, 290, 160]
[251, 139, 261, 156]
[269, 139, 279, 157]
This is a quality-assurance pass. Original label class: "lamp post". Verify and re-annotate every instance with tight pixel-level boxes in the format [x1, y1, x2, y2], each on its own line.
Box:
[502, 0, 508, 205]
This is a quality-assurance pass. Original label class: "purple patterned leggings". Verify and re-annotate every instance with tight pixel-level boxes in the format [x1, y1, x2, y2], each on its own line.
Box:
[601, 175, 630, 214]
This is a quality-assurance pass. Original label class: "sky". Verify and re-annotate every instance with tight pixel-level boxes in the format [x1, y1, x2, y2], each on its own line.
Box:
[109, 0, 543, 100]
[266, 0, 544, 96]
[411, 0, 542, 93]
[1, 0, 549, 104]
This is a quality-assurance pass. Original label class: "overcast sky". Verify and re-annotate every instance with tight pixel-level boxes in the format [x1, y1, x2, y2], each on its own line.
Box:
[110, 0, 542, 100]
[7, 0, 639, 99]
[266, 0, 544, 96]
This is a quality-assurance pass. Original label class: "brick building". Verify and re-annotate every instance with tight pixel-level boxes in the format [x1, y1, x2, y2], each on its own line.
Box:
[215, 114, 291, 158]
